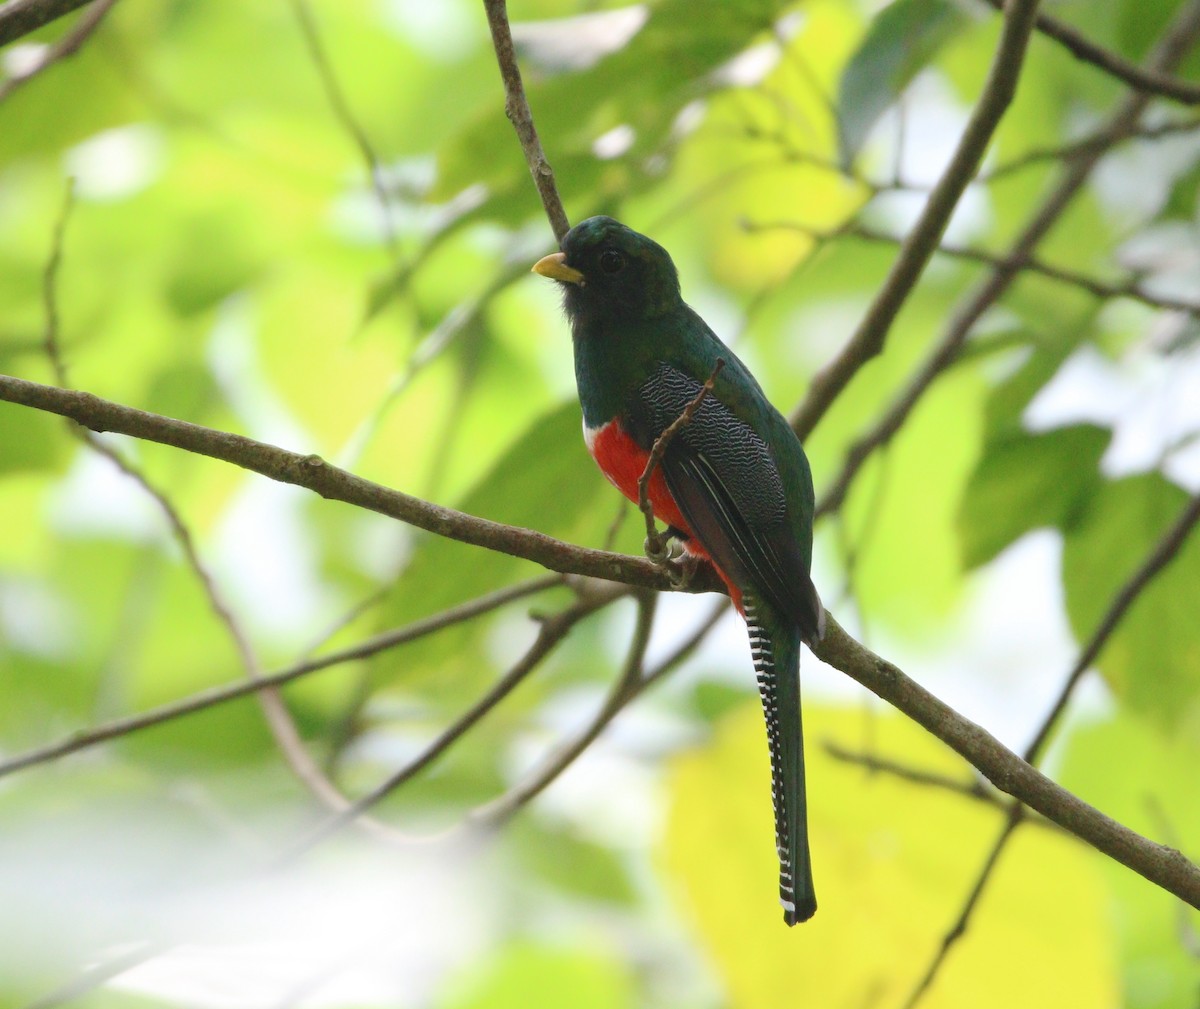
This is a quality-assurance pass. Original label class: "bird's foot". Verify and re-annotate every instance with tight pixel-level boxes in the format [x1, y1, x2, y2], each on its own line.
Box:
[643, 531, 673, 565]
[668, 552, 701, 590]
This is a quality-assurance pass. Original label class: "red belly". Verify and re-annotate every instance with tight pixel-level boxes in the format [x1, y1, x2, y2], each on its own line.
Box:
[586, 418, 744, 612]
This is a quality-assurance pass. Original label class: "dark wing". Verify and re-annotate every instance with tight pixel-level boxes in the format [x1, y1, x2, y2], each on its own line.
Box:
[631, 364, 823, 642]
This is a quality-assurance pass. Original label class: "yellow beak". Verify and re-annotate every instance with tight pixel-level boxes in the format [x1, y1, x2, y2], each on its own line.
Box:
[532, 251, 585, 285]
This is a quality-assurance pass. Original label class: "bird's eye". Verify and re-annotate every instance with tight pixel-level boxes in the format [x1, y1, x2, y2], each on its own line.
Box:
[599, 250, 625, 274]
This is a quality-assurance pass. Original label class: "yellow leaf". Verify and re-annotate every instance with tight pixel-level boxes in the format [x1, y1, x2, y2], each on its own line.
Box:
[662, 703, 1117, 1007]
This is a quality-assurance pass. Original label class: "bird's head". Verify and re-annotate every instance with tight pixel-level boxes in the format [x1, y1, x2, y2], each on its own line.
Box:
[532, 216, 682, 321]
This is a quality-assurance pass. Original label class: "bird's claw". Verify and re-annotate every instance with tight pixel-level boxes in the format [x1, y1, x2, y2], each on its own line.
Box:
[669, 553, 700, 589]
[643, 533, 672, 565]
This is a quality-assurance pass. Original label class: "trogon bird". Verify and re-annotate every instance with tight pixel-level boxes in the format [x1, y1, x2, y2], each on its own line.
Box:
[533, 216, 825, 924]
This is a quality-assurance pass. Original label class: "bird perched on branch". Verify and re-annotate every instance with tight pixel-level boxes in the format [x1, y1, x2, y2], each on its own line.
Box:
[533, 216, 825, 924]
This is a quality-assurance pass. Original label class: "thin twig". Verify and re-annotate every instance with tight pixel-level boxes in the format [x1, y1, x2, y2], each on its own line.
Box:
[0, 0, 116, 101]
[749, 218, 1200, 317]
[1024, 491, 1200, 765]
[900, 810, 1024, 1009]
[824, 740, 992, 803]
[982, 115, 1200, 182]
[471, 590, 658, 827]
[36, 180, 392, 832]
[283, 585, 626, 859]
[288, 0, 397, 255]
[824, 741, 1069, 835]
[789, 0, 1043, 441]
[637, 359, 725, 562]
[977, 0, 1200, 105]
[0, 576, 562, 780]
[481, 0, 570, 243]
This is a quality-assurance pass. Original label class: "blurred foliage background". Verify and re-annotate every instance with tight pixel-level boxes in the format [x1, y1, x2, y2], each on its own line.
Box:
[1, 0, 1200, 1006]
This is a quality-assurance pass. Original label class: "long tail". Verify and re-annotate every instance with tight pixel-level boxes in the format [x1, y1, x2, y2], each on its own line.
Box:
[744, 593, 816, 924]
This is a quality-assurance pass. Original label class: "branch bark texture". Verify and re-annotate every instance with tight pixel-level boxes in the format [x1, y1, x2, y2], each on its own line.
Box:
[812, 615, 1200, 911]
[0, 373, 722, 595]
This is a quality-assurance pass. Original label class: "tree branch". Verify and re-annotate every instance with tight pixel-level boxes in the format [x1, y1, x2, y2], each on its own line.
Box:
[0, 0, 91, 48]
[0, 373, 726, 595]
[288, 0, 397, 256]
[978, 0, 1200, 105]
[481, 0, 570, 243]
[789, 0, 1043, 441]
[749, 218, 1200, 317]
[811, 614, 1200, 910]
[0, 0, 114, 101]
[901, 486, 1200, 1006]
[471, 590, 658, 827]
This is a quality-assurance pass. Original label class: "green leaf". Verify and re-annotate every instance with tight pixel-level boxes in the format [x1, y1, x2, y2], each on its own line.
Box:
[1062, 474, 1200, 729]
[959, 423, 1110, 568]
[1059, 713, 1200, 1009]
[836, 0, 970, 164]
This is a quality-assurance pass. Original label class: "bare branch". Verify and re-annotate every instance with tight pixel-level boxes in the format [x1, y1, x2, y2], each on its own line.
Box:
[1026, 490, 1200, 764]
[481, 0, 570, 243]
[471, 590, 658, 827]
[900, 811, 1023, 1009]
[983, 115, 1200, 182]
[749, 218, 1200, 317]
[824, 740, 992, 803]
[0, 576, 562, 780]
[36, 180, 402, 833]
[812, 614, 1200, 910]
[824, 740, 1071, 838]
[288, 0, 397, 255]
[284, 585, 627, 858]
[0, 0, 115, 101]
[902, 487, 1200, 1005]
[790, 0, 1043, 441]
[978, 0, 1200, 105]
[0, 0, 92, 48]
[0, 374, 727, 595]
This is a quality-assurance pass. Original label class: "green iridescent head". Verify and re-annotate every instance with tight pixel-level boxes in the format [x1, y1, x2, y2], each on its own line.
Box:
[533, 216, 682, 319]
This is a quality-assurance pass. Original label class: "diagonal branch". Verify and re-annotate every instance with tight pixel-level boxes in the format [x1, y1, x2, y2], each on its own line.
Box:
[901, 487, 1200, 1007]
[283, 585, 626, 858]
[0, 373, 726, 595]
[978, 0, 1200, 105]
[0, 0, 92, 48]
[288, 0, 398, 256]
[471, 589, 658, 827]
[0, 0, 115, 101]
[811, 614, 1200, 910]
[749, 218, 1200, 317]
[789, 0, 1043, 441]
[0, 576, 561, 780]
